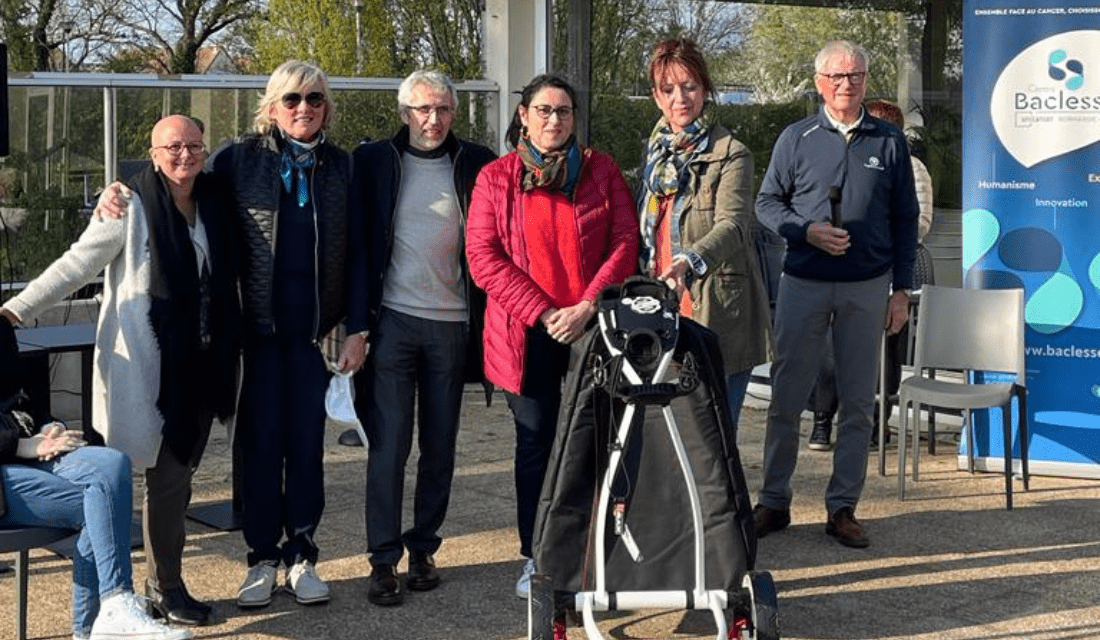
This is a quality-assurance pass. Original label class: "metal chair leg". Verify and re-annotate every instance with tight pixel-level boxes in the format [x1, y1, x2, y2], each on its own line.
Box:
[1018, 388, 1030, 491]
[16, 548, 29, 640]
[1002, 402, 1013, 511]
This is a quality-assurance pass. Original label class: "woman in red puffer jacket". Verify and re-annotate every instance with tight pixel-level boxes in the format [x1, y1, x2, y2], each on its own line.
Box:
[466, 74, 638, 608]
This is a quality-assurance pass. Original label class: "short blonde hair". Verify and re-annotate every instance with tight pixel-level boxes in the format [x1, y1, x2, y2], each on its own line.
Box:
[253, 60, 335, 135]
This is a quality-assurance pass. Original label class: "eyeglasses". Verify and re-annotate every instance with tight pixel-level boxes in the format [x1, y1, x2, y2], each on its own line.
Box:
[529, 105, 575, 120]
[281, 91, 326, 109]
[406, 104, 453, 119]
[818, 71, 867, 87]
[153, 143, 206, 156]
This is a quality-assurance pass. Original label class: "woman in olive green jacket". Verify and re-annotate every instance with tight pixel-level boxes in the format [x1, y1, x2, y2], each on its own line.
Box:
[638, 36, 772, 434]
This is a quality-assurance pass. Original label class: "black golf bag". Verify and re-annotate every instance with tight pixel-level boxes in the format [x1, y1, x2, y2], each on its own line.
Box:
[529, 276, 778, 640]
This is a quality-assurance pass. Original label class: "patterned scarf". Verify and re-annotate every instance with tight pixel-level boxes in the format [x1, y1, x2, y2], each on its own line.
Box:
[639, 114, 710, 275]
[280, 136, 317, 207]
[516, 134, 583, 197]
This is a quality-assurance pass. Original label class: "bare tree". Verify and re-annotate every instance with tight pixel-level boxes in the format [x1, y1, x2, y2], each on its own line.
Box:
[0, 0, 118, 71]
[390, 0, 483, 78]
[106, 0, 258, 73]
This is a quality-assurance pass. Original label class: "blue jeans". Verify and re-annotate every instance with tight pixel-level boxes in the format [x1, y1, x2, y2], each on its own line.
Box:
[0, 446, 133, 637]
[359, 308, 468, 566]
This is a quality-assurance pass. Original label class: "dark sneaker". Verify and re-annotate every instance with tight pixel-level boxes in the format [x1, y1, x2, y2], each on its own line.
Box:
[367, 564, 404, 606]
[808, 412, 833, 451]
[405, 553, 441, 592]
[752, 504, 791, 539]
[826, 506, 870, 548]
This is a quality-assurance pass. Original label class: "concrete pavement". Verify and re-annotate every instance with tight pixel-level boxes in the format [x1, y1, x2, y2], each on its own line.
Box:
[3, 386, 1100, 640]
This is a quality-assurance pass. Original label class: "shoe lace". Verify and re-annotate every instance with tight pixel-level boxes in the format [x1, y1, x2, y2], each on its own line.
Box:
[248, 562, 276, 584]
[291, 561, 318, 582]
[112, 592, 169, 629]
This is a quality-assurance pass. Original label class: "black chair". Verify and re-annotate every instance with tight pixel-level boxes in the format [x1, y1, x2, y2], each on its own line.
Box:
[0, 526, 78, 640]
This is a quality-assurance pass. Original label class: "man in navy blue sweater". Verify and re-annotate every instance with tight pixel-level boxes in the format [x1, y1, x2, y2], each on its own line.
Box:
[754, 40, 918, 548]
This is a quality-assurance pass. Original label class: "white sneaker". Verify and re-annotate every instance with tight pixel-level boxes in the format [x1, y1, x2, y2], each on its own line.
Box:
[89, 591, 192, 640]
[286, 559, 330, 605]
[237, 561, 279, 608]
[515, 558, 536, 599]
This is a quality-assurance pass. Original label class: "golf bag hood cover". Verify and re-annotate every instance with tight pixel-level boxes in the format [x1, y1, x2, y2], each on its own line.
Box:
[533, 276, 757, 593]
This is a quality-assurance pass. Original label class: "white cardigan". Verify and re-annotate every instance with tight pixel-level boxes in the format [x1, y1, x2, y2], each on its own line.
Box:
[6, 197, 171, 469]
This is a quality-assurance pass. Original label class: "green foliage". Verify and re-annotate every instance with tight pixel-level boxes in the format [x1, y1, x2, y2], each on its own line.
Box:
[326, 90, 494, 151]
[390, 0, 481, 78]
[911, 98, 962, 209]
[250, 0, 394, 76]
[588, 94, 658, 187]
[0, 152, 86, 288]
[731, 5, 903, 102]
[589, 94, 812, 194]
[252, 0, 355, 74]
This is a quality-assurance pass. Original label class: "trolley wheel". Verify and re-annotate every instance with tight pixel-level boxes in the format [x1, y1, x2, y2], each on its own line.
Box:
[528, 573, 555, 640]
[743, 571, 780, 640]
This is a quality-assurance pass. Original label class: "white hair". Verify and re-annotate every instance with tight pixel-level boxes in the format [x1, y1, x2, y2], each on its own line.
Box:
[814, 40, 868, 73]
[396, 69, 457, 110]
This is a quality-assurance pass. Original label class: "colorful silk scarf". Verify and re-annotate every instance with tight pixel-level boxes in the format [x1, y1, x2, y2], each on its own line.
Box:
[639, 114, 710, 275]
[516, 134, 583, 197]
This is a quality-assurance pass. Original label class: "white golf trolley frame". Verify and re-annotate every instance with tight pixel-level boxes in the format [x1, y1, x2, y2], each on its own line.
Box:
[528, 281, 779, 640]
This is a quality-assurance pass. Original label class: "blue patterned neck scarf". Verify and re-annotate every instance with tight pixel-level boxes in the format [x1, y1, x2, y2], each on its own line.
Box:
[280, 138, 316, 208]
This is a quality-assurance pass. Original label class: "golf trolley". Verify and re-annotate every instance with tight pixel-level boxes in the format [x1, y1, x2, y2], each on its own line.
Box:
[528, 277, 779, 640]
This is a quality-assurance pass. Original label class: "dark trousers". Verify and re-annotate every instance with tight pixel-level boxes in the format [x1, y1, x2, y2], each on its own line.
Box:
[504, 329, 571, 559]
[236, 334, 329, 567]
[359, 308, 468, 567]
[143, 406, 213, 590]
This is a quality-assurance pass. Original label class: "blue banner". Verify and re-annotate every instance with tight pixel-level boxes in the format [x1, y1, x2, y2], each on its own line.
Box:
[963, 0, 1100, 474]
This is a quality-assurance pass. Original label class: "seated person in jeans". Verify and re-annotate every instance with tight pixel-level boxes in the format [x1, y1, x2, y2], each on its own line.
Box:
[0, 319, 191, 640]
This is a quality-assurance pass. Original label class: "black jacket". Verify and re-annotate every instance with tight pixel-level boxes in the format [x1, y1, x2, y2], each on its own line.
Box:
[0, 320, 47, 518]
[351, 127, 495, 383]
[210, 131, 364, 341]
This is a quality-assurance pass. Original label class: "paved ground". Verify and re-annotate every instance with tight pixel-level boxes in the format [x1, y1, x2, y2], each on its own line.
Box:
[3, 386, 1100, 640]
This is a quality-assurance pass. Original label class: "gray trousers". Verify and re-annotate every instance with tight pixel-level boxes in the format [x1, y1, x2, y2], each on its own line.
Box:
[142, 409, 213, 591]
[759, 272, 890, 515]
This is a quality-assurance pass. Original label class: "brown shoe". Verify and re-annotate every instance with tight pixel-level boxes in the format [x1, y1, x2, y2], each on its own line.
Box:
[753, 504, 791, 539]
[826, 507, 870, 548]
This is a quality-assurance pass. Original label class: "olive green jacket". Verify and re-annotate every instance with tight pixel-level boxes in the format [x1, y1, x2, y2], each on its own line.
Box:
[639, 124, 773, 374]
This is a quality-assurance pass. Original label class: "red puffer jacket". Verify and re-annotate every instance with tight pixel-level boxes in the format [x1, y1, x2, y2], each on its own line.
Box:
[466, 148, 639, 395]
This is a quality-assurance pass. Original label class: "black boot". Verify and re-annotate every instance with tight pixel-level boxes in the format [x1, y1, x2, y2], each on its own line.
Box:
[808, 411, 833, 451]
[146, 579, 212, 626]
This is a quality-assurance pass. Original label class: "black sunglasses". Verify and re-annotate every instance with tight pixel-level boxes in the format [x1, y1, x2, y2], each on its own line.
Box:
[281, 91, 326, 109]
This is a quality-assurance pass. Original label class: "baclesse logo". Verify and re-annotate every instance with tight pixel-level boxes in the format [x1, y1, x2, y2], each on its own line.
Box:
[991, 30, 1100, 168]
[1048, 49, 1084, 90]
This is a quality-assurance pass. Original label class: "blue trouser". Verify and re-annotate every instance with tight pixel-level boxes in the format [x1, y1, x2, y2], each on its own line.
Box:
[726, 368, 753, 439]
[0, 446, 133, 638]
[237, 333, 329, 567]
[504, 328, 571, 559]
[760, 272, 890, 515]
[360, 308, 468, 567]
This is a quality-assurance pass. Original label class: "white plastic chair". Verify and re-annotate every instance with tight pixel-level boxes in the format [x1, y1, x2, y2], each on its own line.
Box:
[897, 285, 1030, 509]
